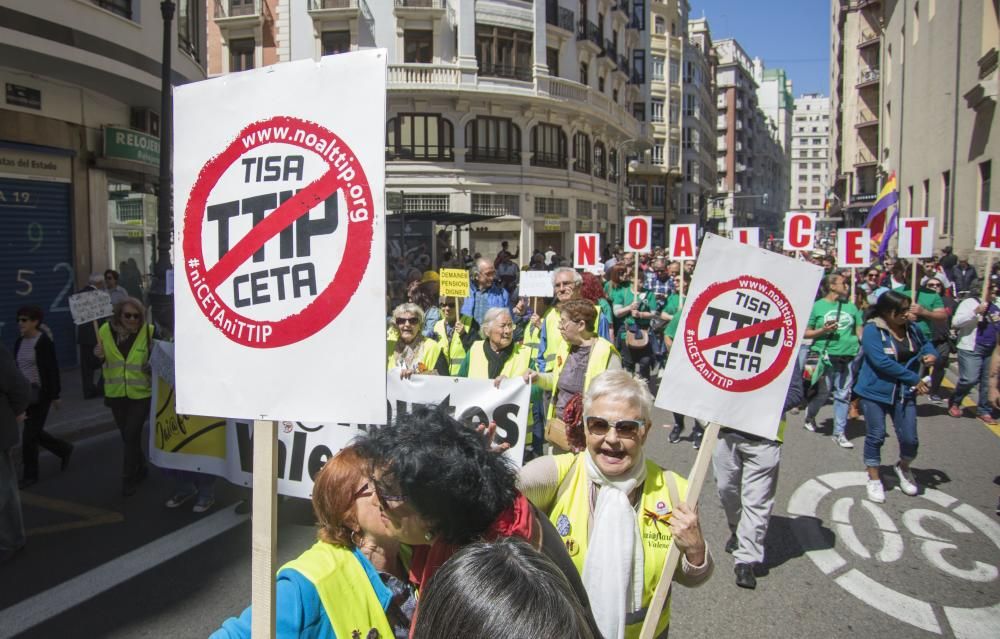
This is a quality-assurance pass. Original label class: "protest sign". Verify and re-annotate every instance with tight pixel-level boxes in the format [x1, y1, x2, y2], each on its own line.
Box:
[837, 228, 871, 267]
[655, 234, 822, 439]
[574, 233, 600, 269]
[668, 224, 697, 260]
[732, 227, 760, 247]
[68, 290, 112, 325]
[783, 212, 816, 252]
[173, 52, 387, 424]
[975, 211, 1000, 251]
[898, 217, 934, 259]
[519, 270, 553, 298]
[439, 268, 470, 298]
[150, 343, 531, 499]
[624, 216, 653, 253]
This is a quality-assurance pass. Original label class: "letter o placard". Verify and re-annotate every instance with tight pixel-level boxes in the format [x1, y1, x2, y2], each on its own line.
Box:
[624, 216, 653, 254]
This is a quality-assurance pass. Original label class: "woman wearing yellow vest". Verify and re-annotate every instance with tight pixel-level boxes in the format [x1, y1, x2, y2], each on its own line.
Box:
[520, 370, 714, 639]
[94, 298, 154, 496]
[432, 298, 477, 376]
[456, 308, 534, 385]
[530, 299, 622, 450]
[211, 446, 415, 639]
[386, 303, 448, 378]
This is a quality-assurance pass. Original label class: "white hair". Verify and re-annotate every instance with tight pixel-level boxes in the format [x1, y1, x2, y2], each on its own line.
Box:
[583, 370, 654, 423]
[551, 267, 582, 287]
[480, 307, 512, 338]
[88, 273, 104, 285]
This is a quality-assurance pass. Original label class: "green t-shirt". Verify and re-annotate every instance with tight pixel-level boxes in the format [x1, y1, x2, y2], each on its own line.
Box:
[609, 286, 656, 330]
[893, 287, 944, 340]
[665, 299, 686, 342]
[808, 298, 863, 356]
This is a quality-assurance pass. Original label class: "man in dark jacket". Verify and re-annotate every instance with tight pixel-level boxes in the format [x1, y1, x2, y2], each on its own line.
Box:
[77, 273, 107, 399]
[1, 344, 30, 562]
[950, 256, 978, 297]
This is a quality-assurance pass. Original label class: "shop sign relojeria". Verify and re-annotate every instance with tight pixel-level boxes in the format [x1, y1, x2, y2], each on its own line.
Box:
[104, 126, 160, 168]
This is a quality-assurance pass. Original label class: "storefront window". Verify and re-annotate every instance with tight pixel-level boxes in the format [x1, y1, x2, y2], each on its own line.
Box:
[107, 178, 157, 303]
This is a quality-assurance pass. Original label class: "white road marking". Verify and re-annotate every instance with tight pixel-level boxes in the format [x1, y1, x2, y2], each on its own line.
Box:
[944, 601, 1000, 639]
[815, 470, 866, 490]
[921, 488, 958, 509]
[830, 496, 852, 524]
[835, 569, 942, 634]
[786, 478, 829, 518]
[0, 507, 248, 638]
[953, 504, 1000, 549]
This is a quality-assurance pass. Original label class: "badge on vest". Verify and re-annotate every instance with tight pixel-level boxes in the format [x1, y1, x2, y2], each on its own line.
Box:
[564, 537, 580, 556]
[556, 514, 571, 537]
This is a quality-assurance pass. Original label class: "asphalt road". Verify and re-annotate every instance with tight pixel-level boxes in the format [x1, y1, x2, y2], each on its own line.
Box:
[1, 397, 998, 639]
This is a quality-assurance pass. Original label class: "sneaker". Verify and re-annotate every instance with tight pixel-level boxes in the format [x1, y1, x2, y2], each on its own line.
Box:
[833, 433, 854, 449]
[668, 424, 683, 444]
[165, 491, 197, 509]
[692, 429, 703, 449]
[803, 418, 817, 432]
[192, 497, 215, 514]
[948, 404, 963, 418]
[724, 533, 738, 554]
[928, 394, 945, 405]
[978, 414, 999, 426]
[866, 479, 886, 503]
[894, 464, 919, 496]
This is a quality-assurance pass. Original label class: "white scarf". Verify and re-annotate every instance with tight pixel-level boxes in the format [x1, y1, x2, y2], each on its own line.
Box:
[581, 449, 647, 639]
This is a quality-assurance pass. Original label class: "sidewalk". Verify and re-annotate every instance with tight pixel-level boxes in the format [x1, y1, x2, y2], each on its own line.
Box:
[46, 366, 116, 442]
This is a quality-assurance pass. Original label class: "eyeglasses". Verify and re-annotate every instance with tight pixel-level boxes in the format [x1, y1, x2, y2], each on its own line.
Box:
[122, 313, 141, 320]
[395, 316, 419, 326]
[927, 284, 942, 290]
[584, 415, 645, 438]
[16, 317, 31, 323]
[350, 482, 374, 502]
[370, 475, 405, 510]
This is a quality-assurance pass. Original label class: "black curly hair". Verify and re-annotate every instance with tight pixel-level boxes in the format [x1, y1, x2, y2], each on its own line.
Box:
[356, 405, 518, 545]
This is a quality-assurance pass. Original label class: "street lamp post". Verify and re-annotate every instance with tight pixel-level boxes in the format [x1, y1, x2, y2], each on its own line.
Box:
[151, 0, 176, 336]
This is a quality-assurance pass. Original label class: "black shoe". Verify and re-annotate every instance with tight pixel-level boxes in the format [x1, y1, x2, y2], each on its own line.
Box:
[735, 563, 757, 589]
[61, 445, 74, 471]
[669, 424, 683, 444]
[725, 534, 738, 554]
[692, 429, 704, 449]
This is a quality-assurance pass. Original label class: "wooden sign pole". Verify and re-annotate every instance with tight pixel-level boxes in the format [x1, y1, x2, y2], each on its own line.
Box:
[251, 419, 278, 639]
[850, 267, 856, 304]
[633, 252, 640, 294]
[678, 260, 686, 306]
[910, 259, 919, 304]
[638, 421, 721, 639]
[982, 255, 994, 301]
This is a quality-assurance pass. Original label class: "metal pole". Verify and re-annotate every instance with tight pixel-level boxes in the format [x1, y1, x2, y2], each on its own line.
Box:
[152, 0, 176, 337]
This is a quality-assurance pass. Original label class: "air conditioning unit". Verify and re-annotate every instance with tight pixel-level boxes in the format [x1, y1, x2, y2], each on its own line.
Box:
[130, 107, 161, 136]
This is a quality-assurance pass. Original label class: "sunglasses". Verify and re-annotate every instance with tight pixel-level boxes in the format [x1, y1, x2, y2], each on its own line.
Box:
[122, 312, 141, 320]
[927, 284, 942, 289]
[866, 274, 878, 279]
[16, 317, 31, 323]
[395, 316, 419, 326]
[584, 415, 645, 438]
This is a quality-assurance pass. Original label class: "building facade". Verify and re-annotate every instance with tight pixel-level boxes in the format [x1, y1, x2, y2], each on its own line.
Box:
[878, 0, 998, 257]
[790, 93, 831, 214]
[1, 0, 207, 363]
[710, 38, 786, 237]
[208, 0, 652, 263]
[681, 16, 717, 227]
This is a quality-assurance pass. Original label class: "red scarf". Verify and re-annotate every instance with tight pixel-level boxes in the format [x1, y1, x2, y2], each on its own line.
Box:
[407, 492, 534, 591]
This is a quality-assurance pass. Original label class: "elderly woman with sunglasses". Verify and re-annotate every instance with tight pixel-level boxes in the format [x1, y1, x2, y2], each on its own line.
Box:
[94, 298, 154, 496]
[387, 303, 448, 379]
[519, 370, 713, 639]
[356, 406, 603, 638]
[212, 446, 415, 639]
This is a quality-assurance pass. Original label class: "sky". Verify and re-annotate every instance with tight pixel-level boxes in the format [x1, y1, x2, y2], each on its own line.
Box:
[690, 0, 831, 96]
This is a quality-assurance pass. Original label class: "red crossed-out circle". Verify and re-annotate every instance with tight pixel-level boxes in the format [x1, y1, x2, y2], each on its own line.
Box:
[682, 276, 796, 392]
[183, 116, 373, 348]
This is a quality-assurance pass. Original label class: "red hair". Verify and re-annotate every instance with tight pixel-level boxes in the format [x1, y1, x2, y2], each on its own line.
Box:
[312, 446, 369, 546]
[579, 272, 606, 302]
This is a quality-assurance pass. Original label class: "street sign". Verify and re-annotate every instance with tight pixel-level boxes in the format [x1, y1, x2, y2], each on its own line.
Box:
[173, 52, 387, 424]
[656, 234, 822, 439]
[784, 212, 816, 251]
[837, 228, 871, 267]
[898, 217, 935, 258]
[624, 216, 653, 253]
[668, 223, 697, 260]
[575, 233, 600, 269]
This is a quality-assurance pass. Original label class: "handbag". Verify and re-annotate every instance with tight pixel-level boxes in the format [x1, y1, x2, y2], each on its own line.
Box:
[626, 325, 649, 349]
[545, 417, 572, 451]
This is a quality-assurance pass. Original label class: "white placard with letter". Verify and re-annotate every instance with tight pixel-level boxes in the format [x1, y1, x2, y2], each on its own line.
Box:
[783, 212, 816, 252]
[669, 224, 697, 260]
[574, 233, 601, 269]
[975, 211, 1000, 252]
[897, 217, 935, 258]
[732, 227, 760, 247]
[624, 216, 653, 253]
[837, 228, 871, 267]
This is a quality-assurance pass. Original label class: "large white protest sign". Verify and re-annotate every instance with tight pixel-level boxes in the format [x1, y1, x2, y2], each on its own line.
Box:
[150, 344, 530, 499]
[68, 290, 113, 325]
[574, 233, 601, 269]
[655, 234, 822, 439]
[519, 271, 554, 298]
[173, 52, 387, 423]
[898, 217, 935, 258]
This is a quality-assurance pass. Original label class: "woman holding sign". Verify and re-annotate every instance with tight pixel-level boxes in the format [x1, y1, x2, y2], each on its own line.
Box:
[386, 303, 448, 378]
[211, 446, 415, 639]
[854, 291, 938, 504]
[520, 370, 713, 639]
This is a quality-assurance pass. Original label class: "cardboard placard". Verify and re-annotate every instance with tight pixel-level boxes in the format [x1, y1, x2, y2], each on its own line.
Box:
[68, 289, 113, 325]
[669, 224, 697, 260]
[519, 271, 554, 298]
[897, 217, 935, 258]
[837, 228, 872, 267]
[732, 227, 760, 247]
[975, 211, 1000, 252]
[574, 233, 601, 269]
[439, 268, 470, 298]
[624, 216, 653, 254]
[783, 212, 816, 251]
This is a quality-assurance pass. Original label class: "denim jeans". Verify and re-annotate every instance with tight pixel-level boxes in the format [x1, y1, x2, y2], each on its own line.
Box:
[951, 346, 994, 417]
[860, 396, 918, 468]
[806, 359, 854, 436]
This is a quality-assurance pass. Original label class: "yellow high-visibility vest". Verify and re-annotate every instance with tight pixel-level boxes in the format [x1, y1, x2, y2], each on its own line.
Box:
[433, 317, 472, 376]
[99, 323, 152, 399]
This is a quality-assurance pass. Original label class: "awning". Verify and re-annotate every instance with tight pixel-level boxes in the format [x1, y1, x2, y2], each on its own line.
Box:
[386, 210, 509, 226]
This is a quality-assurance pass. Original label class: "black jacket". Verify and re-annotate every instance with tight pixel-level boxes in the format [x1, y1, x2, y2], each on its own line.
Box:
[0, 344, 30, 451]
[951, 264, 978, 294]
[14, 332, 61, 403]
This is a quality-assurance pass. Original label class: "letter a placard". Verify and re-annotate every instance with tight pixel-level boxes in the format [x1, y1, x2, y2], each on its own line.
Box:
[783, 212, 816, 251]
[574, 233, 601, 269]
[624, 216, 653, 254]
[837, 228, 871, 267]
[173, 52, 387, 425]
[897, 217, 935, 258]
[669, 224, 697, 260]
[976, 211, 1000, 252]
